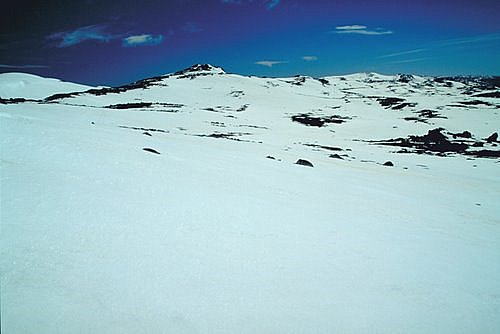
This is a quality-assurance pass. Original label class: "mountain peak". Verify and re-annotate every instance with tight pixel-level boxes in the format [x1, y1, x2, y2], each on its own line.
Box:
[174, 64, 226, 76]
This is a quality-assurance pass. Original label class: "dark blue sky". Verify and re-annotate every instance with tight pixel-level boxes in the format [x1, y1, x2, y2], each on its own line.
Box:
[1, 0, 499, 85]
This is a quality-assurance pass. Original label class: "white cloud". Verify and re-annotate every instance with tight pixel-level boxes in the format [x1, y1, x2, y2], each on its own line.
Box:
[122, 34, 164, 47]
[333, 25, 393, 36]
[48, 25, 112, 47]
[302, 56, 318, 61]
[336, 25, 367, 30]
[255, 60, 287, 68]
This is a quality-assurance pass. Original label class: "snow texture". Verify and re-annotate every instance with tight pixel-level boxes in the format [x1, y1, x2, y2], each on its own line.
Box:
[1, 66, 500, 333]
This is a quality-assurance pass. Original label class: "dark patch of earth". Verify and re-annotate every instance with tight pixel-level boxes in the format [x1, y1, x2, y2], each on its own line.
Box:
[292, 114, 351, 127]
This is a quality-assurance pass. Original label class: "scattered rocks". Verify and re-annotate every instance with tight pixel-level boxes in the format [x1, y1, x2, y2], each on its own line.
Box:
[368, 128, 500, 158]
[368, 128, 468, 155]
[143, 148, 161, 155]
[119, 126, 169, 133]
[229, 90, 244, 97]
[295, 159, 314, 167]
[0, 97, 32, 104]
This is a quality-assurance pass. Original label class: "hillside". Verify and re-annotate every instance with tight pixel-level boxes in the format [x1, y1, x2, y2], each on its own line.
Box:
[1, 65, 499, 333]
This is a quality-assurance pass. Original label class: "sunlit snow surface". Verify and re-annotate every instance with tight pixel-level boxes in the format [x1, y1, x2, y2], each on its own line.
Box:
[1, 67, 499, 333]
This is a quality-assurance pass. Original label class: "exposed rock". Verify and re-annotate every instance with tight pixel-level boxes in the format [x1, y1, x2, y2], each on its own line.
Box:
[119, 126, 169, 133]
[106, 102, 153, 109]
[296, 159, 314, 167]
[459, 100, 494, 107]
[292, 114, 350, 127]
[416, 109, 447, 119]
[143, 148, 160, 154]
[383, 161, 394, 167]
[329, 154, 344, 160]
[368, 128, 469, 155]
[0, 97, 32, 104]
[316, 78, 330, 85]
[473, 91, 500, 98]
[486, 132, 498, 143]
[450, 131, 472, 139]
[392, 102, 417, 110]
[304, 144, 343, 151]
[397, 74, 414, 83]
[377, 97, 405, 108]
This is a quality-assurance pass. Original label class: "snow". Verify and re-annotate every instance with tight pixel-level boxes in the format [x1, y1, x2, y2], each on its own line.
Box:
[0, 73, 95, 100]
[1, 68, 500, 333]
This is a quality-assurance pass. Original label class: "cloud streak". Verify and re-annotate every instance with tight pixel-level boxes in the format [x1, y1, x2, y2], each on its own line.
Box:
[265, 0, 280, 9]
[255, 60, 287, 67]
[385, 58, 428, 65]
[221, 0, 280, 10]
[378, 48, 427, 59]
[302, 56, 318, 61]
[333, 25, 393, 36]
[48, 25, 113, 47]
[0, 64, 49, 69]
[122, 34, 164, 47]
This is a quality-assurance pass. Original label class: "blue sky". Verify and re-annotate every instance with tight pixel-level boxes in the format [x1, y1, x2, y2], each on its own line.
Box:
[1, 0, 499, 85]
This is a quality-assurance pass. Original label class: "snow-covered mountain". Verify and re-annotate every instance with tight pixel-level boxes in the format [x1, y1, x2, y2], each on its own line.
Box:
[1, 65, 499, 333]
[0, 72, 95, 100]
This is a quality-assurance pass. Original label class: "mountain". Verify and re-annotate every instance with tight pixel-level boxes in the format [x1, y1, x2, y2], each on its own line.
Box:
[1, 65, 499, 333]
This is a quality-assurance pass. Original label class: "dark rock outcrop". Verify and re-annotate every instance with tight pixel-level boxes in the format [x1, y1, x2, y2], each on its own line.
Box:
[296, 159, 314, 167]
[292, 114, 350, 127]
[143, 148, 161, 154]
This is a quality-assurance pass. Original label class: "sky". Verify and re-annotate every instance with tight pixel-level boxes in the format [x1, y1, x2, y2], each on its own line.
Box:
[1, 0, 499, 86]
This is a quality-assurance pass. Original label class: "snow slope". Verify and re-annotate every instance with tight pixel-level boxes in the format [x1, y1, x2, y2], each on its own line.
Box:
[1, 66, 499, 333]
[0, 72, 95, 100]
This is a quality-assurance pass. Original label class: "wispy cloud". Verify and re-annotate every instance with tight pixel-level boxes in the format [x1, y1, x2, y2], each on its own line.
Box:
[265, 0, 280, 9]
[255, 60, 287, 67]
[48, 25, 113, 47]
[122, 34, 164, 47]
[0, 64, 49, 69]
[385, 58, 428, 65]
[378, 48, 427, 59]
[302, 56, 318, 61]
[181, 22, 203, 33]
[222, 0, 280, 10]
[333, 25, 393, 36]
[437, 33, 500, 47]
